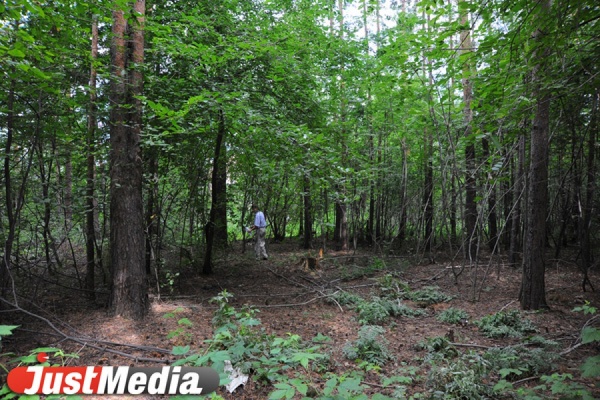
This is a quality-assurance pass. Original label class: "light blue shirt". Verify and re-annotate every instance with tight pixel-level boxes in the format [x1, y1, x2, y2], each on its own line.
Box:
[254, 211, 266, 228]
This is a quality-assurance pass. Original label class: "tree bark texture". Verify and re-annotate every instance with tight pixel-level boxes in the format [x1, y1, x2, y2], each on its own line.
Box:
[521, 0, 551, 310]
[203, 108, 227, 274]
[109, 0, 148, 319]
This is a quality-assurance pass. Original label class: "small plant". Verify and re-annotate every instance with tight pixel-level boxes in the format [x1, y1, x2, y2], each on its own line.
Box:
[484, 338, 559, 381]
[161, 270, 180, 294]
[426, 351, 493, 399]
[368, 257, 386, 272]
[327, 290, 363, 306]
[437, 307, 470, 325]
[408, 286, 452, 306]
[475, 309, 537, 338]
[416, 336, 459, 359]
[355, 296, 426, 325]
[343, 325, 394, 366]
[573, 302, 600, 379]
[356, 297, 394, 325]
[377, 273, 411, 300]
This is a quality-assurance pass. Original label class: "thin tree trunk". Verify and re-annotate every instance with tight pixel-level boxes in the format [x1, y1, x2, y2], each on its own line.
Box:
[579, 92, 597, 292]
[509, 135, 525, 266]
[460, 2, 477, 261]
[303, 175, 312, 249]
[1, 78, 16, 299]
[85, 13, 98, 299]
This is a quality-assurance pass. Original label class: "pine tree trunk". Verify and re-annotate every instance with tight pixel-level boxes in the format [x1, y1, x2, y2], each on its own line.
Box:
[520, 0, 551, 310]
[108, 0, 148, 319]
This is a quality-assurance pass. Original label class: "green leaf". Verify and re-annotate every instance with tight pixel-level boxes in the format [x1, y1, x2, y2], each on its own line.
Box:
[581, 355, 600, 378]
[7, 48, 25, 58]
[581, 327, 600, 344]
[0, 326, 19, 336]
[33, 347, 61, 353]
[172, 345, 190, 355]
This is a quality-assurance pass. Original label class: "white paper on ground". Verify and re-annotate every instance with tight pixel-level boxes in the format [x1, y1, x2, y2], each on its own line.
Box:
[224, 360, 249, 393]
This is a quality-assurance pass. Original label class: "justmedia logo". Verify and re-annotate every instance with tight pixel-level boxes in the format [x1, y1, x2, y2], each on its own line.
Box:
[7, 353, 219, 396]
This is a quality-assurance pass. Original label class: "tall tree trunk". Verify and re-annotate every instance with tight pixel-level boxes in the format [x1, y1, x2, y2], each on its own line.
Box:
[579, 91, 597, 291]
[109, 0, 148, 319]
[460, 2, 477, 261]
[1, 78, 16, 299]
[520, 0, 551, 310]
[85, 13, 98, 300]
[334, 0, 349, 251]
[203, 109, 227, 274]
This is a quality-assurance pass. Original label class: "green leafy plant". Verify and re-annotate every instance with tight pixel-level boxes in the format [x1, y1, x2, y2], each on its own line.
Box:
[407, 286, 452, 306]
[436, 307, 470, 325]
[484, 338, 559, 381]
[343, 325, 394, 366]
[475, 309, 537, 338]
[426, 351, 493, 399]
[327, 290, 363, 307]
[377, 273, 411, 300]
[573, 302, 600, 379]
[416, 336, 459, 359]
[355, 297, 426, 325]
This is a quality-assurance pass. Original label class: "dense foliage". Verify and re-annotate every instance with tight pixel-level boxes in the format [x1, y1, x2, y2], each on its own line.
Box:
[0, 0, 598, 307]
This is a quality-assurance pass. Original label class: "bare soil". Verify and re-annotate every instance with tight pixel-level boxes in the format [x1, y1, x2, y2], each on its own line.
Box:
[2, 240, 599, 399]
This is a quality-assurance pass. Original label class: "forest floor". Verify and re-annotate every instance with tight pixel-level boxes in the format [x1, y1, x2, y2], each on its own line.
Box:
[2, 239, 600, 399]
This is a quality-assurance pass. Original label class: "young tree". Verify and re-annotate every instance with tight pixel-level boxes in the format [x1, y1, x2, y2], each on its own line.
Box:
[460, 0, 477, 262]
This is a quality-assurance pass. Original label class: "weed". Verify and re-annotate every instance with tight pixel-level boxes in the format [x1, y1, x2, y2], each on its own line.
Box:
[484, 339, 559, 380]
[426, 351, 493, 399]
[416, 336, 459, 359]
[408, 286, 452, 306]
[475, 309, 537, 338]
[355, 296, 426, 325]
[343, 325, 394, 366]
[377, 273, 411, 300]
[327, 290, 363, 306]
[436, 307, 470, 325]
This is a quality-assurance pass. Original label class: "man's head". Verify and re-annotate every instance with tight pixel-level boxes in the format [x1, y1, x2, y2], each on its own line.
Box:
[251, 204, 258, 212]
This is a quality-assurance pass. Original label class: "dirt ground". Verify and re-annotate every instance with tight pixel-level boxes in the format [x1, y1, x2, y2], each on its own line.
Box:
[2, 240, 599, 399]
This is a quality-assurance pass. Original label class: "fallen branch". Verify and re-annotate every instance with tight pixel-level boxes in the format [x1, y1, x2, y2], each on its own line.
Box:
[0, 296, 171, 364]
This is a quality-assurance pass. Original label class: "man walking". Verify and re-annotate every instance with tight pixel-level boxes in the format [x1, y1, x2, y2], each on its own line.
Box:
[251, 204, 268, 260]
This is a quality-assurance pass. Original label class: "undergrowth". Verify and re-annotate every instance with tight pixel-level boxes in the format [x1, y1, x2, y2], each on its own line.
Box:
[1, 292, 598, 399]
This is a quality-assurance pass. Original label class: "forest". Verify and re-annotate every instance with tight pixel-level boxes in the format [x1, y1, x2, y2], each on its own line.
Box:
[1, 0, 599, 399]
